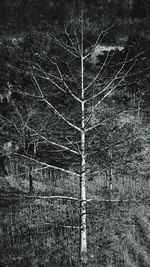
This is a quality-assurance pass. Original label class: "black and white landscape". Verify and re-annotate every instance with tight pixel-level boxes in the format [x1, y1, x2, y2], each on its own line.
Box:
[0, 1, 150, 266]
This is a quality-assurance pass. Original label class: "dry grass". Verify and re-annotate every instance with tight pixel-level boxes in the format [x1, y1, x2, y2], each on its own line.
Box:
[0, 173, 150, 266]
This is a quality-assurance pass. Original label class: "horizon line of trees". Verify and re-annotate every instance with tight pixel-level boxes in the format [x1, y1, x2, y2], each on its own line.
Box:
[0, 0, 150, 33]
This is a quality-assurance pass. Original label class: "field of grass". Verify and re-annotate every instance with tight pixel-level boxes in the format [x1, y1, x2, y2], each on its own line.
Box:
[0, 173, 150, 267]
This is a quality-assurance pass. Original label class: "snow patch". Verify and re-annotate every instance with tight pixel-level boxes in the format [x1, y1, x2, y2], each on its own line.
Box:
[91, 44, 124, 64]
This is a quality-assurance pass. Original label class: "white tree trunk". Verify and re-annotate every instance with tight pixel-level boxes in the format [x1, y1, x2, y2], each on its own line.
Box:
[80, 19, 87, 264]
[80, 126, 87, 265]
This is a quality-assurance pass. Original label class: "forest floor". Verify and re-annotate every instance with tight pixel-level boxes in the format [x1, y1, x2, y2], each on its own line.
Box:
[0, 175, 150, 267]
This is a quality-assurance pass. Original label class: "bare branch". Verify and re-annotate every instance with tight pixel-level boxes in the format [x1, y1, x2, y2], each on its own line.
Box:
[25, 195, 79, 201]
[85, 61, 135, 130]
[45, 58, 82, 103]
[26, 125, 80, 155]
[66, 62, 80, 86]
[36, 60, 64, 83]
[44, 57, 64, 82]
[44, 98, 82, 132]
[12, 103, 25, 127]
[13, 152, 80, 176]
[85, 108, 127, 132]
[0, 115, 22, 137]
[84, 51, 110, 92]
[83, 24, 115, 59]
[34, 72, 66, 93]
[66, 136, 81, 155]
[85, 78, 116, 103]
[12, 88, 43, 100]
[85, 47, 131, 103]
[65, 24, 80, 55]
[67, 86, 82, 103]
[53, 35, 80, 58]
[32, 73, 82, 132]
[73, 24, 81, 55]
[55, 64, 82, 102]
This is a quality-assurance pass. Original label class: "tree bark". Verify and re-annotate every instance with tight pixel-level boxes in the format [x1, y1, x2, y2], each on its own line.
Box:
[80, 16, 87, 265]
[80, 130, 87, 265]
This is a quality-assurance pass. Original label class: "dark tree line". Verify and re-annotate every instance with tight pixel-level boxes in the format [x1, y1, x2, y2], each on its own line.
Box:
[0, 0, 150, 33]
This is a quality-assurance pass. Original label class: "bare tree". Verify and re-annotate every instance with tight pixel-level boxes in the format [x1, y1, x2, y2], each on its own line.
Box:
[5, 12, 138, 266]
